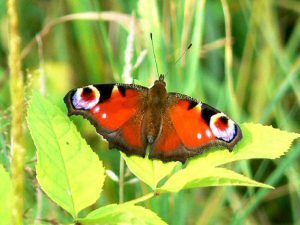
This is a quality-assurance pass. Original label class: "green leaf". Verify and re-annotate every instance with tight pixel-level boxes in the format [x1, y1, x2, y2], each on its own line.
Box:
[28, 223, 54, 225]
[157, 123, 299, 193]
[159, 167, 273, 193]
[121, 152, 179, 190]
[187, 123, 300, 168]
[78, 204, 168, 225]
[27, 91, 105, 218]
[0, 165, 12, 225]
[122, 123, 299, 193]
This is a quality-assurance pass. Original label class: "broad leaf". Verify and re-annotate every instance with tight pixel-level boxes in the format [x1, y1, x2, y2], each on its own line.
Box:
[187, 123, 300, 167]
[158, 123, 299, 192]
[122, 152, 179, 190]
[123, 123, 298, 193]
[159, 167, 272, 193]
[0, 165, 12, 225]
[78, 204, 168, 225]
[27, 91, 105, 218]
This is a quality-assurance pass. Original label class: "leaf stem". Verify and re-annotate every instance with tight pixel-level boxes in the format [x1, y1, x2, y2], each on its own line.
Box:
[119, 157, 124, 203]
[126, 192, 156, 205]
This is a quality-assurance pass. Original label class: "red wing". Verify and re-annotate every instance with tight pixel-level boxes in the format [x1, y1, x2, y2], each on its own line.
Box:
[64, 84, 148, 156]
[150, 113, 194, 162]
[170, 99, 217, 148]
[150, 93, 242, 162]
[107, 110, 146, 156]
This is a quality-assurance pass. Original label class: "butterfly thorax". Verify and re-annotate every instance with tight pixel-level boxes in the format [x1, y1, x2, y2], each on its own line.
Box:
[144, 78, 167, 144]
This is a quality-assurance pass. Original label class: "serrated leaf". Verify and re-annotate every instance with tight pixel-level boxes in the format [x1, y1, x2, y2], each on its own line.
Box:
[27, 91, 105, 218]
[0, 165, 12, 225]
[28, 223, 54, 225]
[158, 123, 298, 192]
[187, 123, 300, 168]
[159, 167, 273, 193]
[121, 152, 179, 190]
[122, 123, 299, 192]
[78, 204, 168, 225]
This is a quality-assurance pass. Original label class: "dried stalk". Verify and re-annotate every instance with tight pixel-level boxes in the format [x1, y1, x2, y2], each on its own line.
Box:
[21, 12, 139, 60]
[8, 0, 25, 224]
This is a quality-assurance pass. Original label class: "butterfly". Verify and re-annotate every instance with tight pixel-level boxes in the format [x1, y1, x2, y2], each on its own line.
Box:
[64, 74, 242, 163]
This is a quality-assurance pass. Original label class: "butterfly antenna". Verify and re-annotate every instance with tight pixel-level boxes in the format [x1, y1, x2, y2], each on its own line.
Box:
[165, 43, 192, 77]
[150, 33, 160, 77]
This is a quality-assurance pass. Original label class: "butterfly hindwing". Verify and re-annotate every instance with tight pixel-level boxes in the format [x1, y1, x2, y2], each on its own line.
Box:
[150, 93, 242, 162]
[150, 111, 197, 162]
[64, 83, 148, 156]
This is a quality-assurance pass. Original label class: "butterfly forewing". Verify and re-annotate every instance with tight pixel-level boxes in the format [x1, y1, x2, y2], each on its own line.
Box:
[64, 83, 148, 156]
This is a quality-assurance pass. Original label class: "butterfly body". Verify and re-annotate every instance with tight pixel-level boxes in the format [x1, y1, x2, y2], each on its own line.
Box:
[144, 77, 168, 144]
[64, 75, 242, 162]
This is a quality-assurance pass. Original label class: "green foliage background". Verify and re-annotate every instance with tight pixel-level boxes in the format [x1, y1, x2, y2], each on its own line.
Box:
[1, 0, 300, 224]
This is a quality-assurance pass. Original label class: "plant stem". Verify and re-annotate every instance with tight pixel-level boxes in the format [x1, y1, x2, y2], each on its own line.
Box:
[119, 15, 136, 204]
[119, 157, 124, 203]
[126, 192, 156, 205]
[8, 0, 25, 224]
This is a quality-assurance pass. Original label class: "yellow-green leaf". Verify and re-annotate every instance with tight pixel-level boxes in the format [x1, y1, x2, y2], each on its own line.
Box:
[121, 123, 299, 192]
[78, 203, 168, 225]
[159, 167, 273, 193]
[187, 123, 300, 168]
[158, 123, 298, 192]
[122, 152, 179, 190]
[0, 165, 12, 225]
[27, 91, 105, 218]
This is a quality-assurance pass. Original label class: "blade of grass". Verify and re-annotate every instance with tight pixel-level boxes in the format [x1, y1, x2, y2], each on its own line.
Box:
[287, 167, 300, 224]
[248, 47, 273, 122]
[276, 0, 300, 14]
[66, 1, 108, 83]
[93, 2, 122, 81]
[185, 0, 206, 96]
[286, 18, 300, 59]
[248, 0, 300, 122]
[220, 0, 240, 119]
[181, 0, 196, 52]
[195, 188, 225, 225]
[226, 187, 258, 225]
[138, 0, 166, 81]
[230, 142, 300, 225]
[260, 57, 300, 123]
[236, 0, 257, 106]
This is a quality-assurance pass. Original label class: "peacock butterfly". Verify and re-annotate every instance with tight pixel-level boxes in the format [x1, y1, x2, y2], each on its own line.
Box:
[64, 74, 242, 163]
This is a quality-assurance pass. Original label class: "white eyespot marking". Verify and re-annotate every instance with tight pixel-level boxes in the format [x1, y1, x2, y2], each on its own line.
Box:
[210, 113, 236, 142]
[72, 85, 100, 110]
[206, 130, 212, 138]
[102, 113, 107, 119]
[197, 133, 202, 140]
[93, 105, 101, 113]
